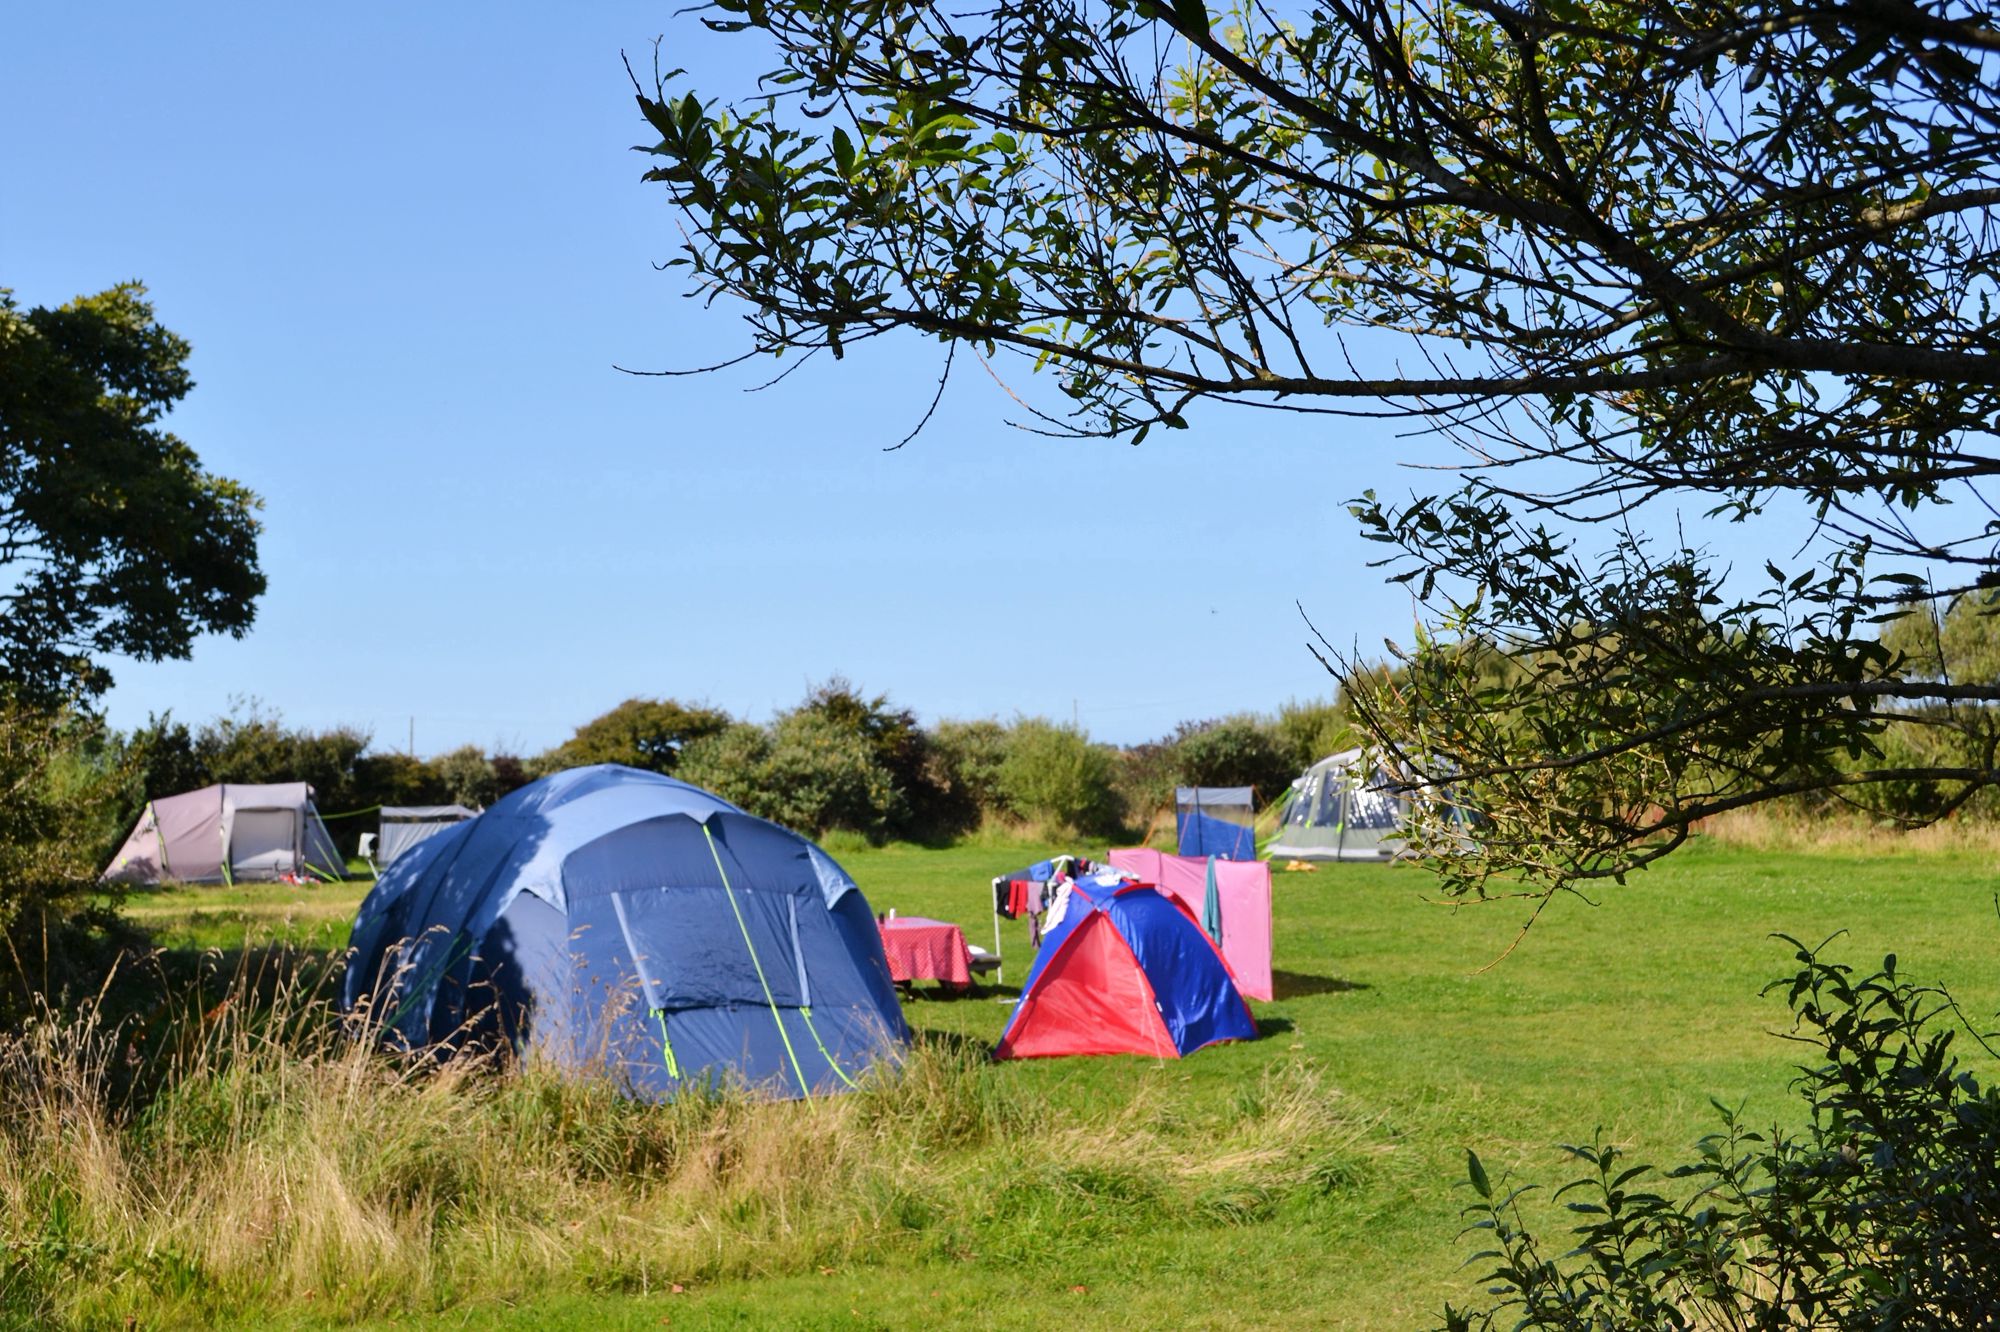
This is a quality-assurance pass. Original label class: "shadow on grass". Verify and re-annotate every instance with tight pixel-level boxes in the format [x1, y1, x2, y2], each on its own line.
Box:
[905, 1028, 997, 1060]
[1254, 1016, 1298, 1038]
[894, 967, 1021, 1002]
[1272, 969, 1369, 999]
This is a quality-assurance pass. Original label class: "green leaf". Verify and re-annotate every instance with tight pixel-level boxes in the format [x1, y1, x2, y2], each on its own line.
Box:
[1466, 1149, 1491, 1199]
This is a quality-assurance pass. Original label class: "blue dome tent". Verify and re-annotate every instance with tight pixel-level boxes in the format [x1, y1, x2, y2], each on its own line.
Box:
[343, 765, 908, 1099]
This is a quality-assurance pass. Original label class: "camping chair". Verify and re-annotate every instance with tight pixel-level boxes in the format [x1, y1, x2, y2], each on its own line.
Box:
[966, 943, 1001, 989]
[357, 832, 380, 879]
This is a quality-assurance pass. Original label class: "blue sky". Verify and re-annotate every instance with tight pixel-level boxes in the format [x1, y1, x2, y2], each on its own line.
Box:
[2, 5, 1819, 757]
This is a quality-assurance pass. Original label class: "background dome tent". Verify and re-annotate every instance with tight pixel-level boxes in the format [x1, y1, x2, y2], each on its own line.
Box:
[1265, 748, 1466, 862]
[342, 764, 908, 1100]
[994, 871, 1256, 1060]
[1175, 785, 1255, 859]
[376, 805, 479, 869]
[101, 783, 344, 885]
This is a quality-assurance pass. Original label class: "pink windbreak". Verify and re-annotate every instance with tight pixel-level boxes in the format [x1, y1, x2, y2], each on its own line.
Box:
[1105, 848, 1274, 1001]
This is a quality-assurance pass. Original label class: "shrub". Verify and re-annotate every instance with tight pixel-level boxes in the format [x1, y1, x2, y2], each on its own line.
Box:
[1173, 715, 1295, 803]
[1272, 696, 1351, 772]
[997, 718, 1119, 835]
[923, 719, 1011, 835]
[760, 711, 904, 836]
[350, 750, 442, 808]
[1438, 937, 2000, 1331]
[1112, 739, 1179, 827]
[792, 677, 947, 837]
[675, 723, 773, 813]
[118, 713, 205, 811]
[431, 745, 501, 809]
[533, 697, 733, 776]
[192, 700, 370, 808]
[0, 700, 142, 1021]
[679, 714, 904, 838]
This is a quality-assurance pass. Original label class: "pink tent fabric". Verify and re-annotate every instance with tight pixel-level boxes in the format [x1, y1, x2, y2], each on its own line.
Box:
[1107, 848, 1274, 1001]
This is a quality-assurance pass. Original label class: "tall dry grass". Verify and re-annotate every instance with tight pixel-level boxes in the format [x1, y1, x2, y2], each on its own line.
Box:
[0, 950, 1369, 1329]
[1700, 806, 2000, 855]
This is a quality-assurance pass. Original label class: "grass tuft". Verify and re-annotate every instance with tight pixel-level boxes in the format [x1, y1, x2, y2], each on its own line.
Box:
[0, 945, 1371, 1329]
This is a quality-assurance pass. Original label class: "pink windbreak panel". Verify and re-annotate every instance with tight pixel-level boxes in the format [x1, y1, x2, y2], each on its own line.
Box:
[1106, 848, 1274, 1001]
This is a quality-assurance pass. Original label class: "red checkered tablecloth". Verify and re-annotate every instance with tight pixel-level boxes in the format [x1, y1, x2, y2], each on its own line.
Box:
[878, 916, 973, 986]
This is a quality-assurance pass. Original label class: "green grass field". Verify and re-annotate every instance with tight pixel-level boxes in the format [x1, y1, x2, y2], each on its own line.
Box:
[110, 835, 2000, 1330]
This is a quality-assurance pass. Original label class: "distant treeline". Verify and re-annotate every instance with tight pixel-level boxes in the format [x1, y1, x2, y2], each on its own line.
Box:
[110, 680, 1356, 848]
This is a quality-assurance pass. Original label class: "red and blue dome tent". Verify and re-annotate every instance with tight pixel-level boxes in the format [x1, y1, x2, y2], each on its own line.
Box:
[994, 871, 1257, 1060]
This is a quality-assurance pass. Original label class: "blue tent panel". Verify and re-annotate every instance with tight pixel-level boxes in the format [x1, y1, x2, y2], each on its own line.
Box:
[1177, 809, 1255, 859]
[1174, 787, 1255, 859]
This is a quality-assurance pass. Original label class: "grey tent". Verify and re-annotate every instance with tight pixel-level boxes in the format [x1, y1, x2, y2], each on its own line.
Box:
[1265, 749, 1462, 862]
[377, 805, 478, 867]
[102, 783, 345, 885]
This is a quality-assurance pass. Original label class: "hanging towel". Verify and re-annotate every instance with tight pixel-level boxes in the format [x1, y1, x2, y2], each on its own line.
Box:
[1201, 855, 1224, 945]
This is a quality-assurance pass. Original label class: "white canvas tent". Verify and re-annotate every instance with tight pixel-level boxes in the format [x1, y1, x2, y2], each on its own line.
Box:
[102, 783, 345, 885]
[376, 805, 478, 868]
[1265, 749, 1464, 861]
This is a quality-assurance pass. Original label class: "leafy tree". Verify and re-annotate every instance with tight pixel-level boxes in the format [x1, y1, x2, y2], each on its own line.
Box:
[636, 0, 2000, 903]
[488, 754, 533, 799]
[1881, 592, 2000, 689]
[0, 283, 263, 699]
[1840, 594, 2000, 821]
[535, 697, 733, 775]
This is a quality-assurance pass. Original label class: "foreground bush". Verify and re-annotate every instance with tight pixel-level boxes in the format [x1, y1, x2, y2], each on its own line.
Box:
[1439, 938, 2000, 1331]
[0, 700, 143, 1023]
[0, 950, 1368, 1329]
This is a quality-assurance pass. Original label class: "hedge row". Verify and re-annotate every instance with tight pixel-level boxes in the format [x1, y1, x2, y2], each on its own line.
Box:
[113, 682, 1355, 847]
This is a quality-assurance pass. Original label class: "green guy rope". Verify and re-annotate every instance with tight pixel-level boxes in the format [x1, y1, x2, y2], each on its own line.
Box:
[314, 803, 384, 821]
[652, 1008, 682, 1080]
[702, 822, 812, 1095]
[796, 1006, 859, 1090]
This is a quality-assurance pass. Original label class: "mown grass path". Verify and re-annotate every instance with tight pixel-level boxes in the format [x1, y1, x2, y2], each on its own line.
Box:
[126, 836, 2000, 1330]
